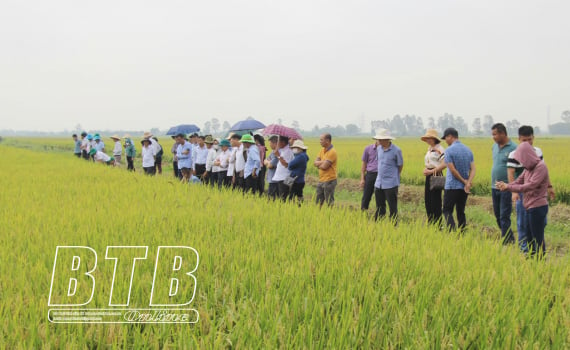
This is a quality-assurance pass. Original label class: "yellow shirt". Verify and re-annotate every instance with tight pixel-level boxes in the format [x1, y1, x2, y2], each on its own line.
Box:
[318, 146, 337, 182]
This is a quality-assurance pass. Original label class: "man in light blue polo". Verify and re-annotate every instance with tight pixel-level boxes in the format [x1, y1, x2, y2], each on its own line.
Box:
[241, 134, 261, 194]
[373, 129, 403, 223]
[435, 127, 476, 232]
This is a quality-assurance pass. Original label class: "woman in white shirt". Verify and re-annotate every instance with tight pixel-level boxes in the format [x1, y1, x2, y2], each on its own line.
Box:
[421, 129, 446, 225]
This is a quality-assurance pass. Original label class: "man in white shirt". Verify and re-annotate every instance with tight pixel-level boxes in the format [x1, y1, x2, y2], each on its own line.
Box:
[231, 134, 246, 191]
[204, 136, 217, 186]
[193, 136, 209, 180]
[272, 136, 295, 201]
[215, 139, 232, 188]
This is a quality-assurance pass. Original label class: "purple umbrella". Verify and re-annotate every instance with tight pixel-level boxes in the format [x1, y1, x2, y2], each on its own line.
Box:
[262, 124, 303, 140]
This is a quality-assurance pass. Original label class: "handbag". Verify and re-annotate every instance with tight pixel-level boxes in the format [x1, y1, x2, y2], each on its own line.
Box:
[283, 175, 298, 187]
[429, 174, 446, 191]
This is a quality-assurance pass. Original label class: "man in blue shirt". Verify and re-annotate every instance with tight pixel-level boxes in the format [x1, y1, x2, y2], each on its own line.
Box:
[175, 133, 193, 183]
[373, 129, 403, 223]
[241, 134, 260, 194]
[72, 134, 81, 157]
[434, 128, 476, 232]
[491, 123, 517, 244]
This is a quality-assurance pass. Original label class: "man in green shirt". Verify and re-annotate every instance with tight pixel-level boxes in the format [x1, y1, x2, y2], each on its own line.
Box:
[491, 123, 518, 244]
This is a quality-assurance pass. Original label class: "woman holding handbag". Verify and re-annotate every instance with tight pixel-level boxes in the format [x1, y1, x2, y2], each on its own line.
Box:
[421, 129, 446, 225]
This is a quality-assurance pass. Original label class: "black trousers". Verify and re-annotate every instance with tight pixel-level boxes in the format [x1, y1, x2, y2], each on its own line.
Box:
[74, 153, 81, 158]
[443, 189, 469, 232]
[233, 175, 244, 191]
[267, 182, 278, 201]
[424, 175, 443, 225]
[244, 176, 257, 194]
[173, 161, 179, 178]
[374, 186, 398, 222]
[127, 156, 135, 171]
[154, 156, 162, 174]
[289, 182, 305, 202]
[257, 166, 266, 196]
[143, 166, 156, 176]
[361, 171, 377, 210]
[277, 181, 290, 202]
[195, 164, 206, 179]
[82, 150, 89, 160]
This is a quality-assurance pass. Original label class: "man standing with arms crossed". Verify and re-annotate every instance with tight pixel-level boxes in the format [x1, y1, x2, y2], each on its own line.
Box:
[313, 133, 338, 208]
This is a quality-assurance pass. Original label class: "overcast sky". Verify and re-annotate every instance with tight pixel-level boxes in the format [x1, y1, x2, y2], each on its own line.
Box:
[1, 0, 569, 132]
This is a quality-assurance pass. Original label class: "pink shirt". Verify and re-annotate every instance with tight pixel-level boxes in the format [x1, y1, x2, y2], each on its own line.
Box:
[506, 142, 550, 209]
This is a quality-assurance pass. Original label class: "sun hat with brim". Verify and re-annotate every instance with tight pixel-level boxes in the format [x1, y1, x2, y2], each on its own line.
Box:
[373, 129, 396, 140]
[142, 132, 153, 139]
[226, 132, 235, 140]
[420, 129, 440, 142]
[94, 135, 101, 141]
[89, 148, 97, 156]
[220, 139, 231, 147]
[87, 134, 93, 140]
[291, 140, 308, 150]
[110, 135, 121, 140]
[240, 134, 255, 144]
[204, 135, 214, 144]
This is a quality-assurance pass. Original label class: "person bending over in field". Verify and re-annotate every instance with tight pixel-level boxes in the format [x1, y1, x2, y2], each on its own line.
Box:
[89, 148, 115, 165]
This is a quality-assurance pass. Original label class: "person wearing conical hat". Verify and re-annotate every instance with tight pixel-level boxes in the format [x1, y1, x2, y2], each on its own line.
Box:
[141, 138, 157, 175]
[287, 140, 309, 204]
[124, 135, 136, 171]
[373, 129, 403, 224]
[421, 128, 446, 225]
[110, 135, 122, 165]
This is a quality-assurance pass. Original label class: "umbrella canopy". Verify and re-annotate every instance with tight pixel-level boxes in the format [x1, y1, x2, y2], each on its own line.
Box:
[166, 126, 178, 135]
[262, 124, 303, 140]
[166, 124, 201, 135]
[229, 119, 266, 132]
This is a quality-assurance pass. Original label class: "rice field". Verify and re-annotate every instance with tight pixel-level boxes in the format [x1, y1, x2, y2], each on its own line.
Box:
[1, 140, 570, 348]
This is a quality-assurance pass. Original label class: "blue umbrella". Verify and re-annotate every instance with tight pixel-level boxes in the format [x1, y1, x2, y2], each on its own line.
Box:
[229, 119, 265, 132]
[166, 124, 201, 135]
[166, 126, 178, 135]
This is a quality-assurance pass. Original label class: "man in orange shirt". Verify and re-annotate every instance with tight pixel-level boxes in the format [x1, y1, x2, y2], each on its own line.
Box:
[313, 133, 338, 207]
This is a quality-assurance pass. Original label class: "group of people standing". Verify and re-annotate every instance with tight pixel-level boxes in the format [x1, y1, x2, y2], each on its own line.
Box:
[74, 130, 339, 206]
[74, 124, 553, 257]
[359, 124, 553, 258]
[168, 131, 337, 206]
